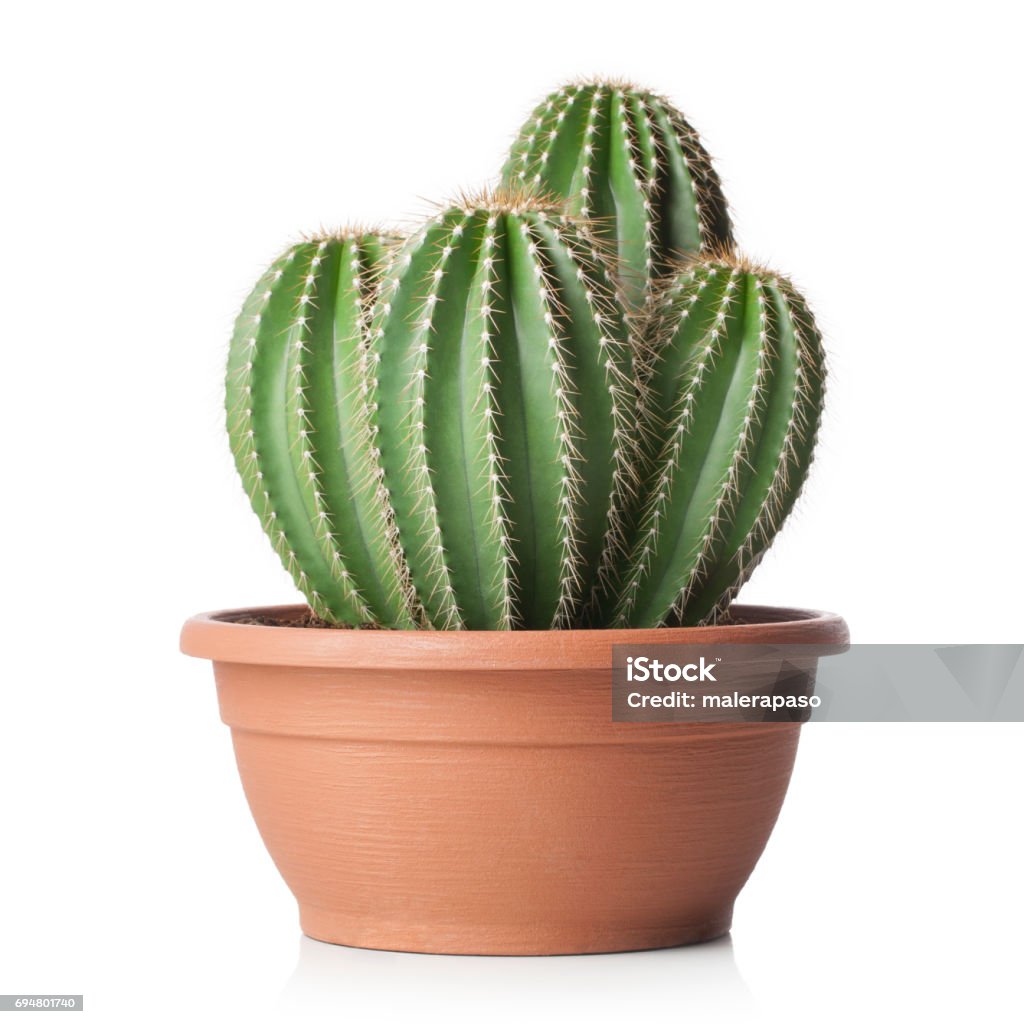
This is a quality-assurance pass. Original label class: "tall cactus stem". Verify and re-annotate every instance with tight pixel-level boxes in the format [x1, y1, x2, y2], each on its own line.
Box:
[372, 189, 633, 630]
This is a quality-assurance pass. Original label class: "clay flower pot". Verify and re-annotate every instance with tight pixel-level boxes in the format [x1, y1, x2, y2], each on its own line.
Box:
[181, 603, 847, 955]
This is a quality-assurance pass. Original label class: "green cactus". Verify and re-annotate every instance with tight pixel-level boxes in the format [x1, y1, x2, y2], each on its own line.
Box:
[608, 253, 826, 628]
[370, 191, 638, 630]
[501, 79, 734, 311]
[225, 231, 417, 627]
[226, 206, 824, 631]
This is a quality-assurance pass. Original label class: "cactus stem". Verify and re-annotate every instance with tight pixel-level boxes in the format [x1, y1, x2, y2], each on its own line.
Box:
[502, 79, 734, 315]
[228, 231, 420, 627]
[623, 253, 825, 626]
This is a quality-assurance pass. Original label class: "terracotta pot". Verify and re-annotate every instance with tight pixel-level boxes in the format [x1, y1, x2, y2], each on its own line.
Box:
[181, 603, 847, 955]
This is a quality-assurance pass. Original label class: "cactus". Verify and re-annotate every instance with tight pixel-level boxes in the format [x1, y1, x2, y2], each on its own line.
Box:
[225, 231, 417, 627]
[225, 97, 827, 631]
[226, 222, 823, 631]
[501, 79, 734, 312]
[608, 253, 826, 628]
[370, 191, 637, 630]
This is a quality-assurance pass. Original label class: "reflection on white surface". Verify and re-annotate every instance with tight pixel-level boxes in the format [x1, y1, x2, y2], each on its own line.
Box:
[279, 932, 755, 1023]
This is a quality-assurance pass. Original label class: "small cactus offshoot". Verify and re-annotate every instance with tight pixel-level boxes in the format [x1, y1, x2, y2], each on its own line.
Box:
[501, 79, 734, 312]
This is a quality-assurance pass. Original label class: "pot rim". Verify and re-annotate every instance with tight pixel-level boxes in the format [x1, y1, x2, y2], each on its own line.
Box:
[180, 603, 849, 670]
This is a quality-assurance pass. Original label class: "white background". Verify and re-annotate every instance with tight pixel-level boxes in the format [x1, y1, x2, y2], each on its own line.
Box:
[2, 1, 1022, 1021]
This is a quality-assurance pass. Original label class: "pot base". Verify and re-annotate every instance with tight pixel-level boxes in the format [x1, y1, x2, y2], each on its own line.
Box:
[298, 905, 733, 956]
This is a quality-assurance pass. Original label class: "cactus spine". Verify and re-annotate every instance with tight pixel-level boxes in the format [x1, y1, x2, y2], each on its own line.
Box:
[501, 79, 734, 311]
[610, 254, 825, 628]
[226, 232, 415, 627]
[371, 192, 636, 630]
